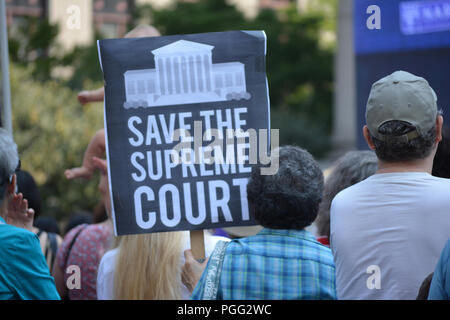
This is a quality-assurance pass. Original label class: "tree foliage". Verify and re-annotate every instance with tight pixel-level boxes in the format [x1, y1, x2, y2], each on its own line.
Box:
[10, 64, 104, 221]
[134, 0, 334, 155]
[5, 0, 335, 222]
[8, 17, 60, 81]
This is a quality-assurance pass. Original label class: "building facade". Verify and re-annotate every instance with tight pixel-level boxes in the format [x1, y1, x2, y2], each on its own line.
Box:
[5, 0, 306, 47]
[5, 0, 133, 51]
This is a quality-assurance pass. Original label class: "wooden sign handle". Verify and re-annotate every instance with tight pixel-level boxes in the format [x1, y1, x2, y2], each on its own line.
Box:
[190, 230, 205, 261]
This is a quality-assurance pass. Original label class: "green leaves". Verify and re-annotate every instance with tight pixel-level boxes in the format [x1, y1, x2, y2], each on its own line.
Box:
[10, 65, 104, 221]
[135, 0, 335, 151]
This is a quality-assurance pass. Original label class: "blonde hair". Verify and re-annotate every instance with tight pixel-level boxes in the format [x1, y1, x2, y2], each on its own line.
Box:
[113, 231, 185, 300]
[125, 24, 161, 38]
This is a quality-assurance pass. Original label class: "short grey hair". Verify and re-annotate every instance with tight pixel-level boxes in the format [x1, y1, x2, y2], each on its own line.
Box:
[0, 128, 19, 199]
[315, 150, 378, 238]
[247, 145, 324, 230]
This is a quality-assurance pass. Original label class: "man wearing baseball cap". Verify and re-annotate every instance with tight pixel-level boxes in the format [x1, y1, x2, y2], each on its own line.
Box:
[330, 71, 450, 299]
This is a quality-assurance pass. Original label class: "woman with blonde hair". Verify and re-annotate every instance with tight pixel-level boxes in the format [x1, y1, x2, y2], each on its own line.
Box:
[93, 158, 229, 300]
[98, 229, 226, 300]
[113, 232, 185, 300]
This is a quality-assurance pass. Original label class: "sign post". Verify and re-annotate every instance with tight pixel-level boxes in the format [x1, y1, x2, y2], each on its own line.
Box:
[0, 0, 12, 135]
[190, 230, 205, 260]
[98, 31, 270, 253]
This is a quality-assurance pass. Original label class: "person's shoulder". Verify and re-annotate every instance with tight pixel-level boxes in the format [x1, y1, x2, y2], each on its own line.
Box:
[84, 222, 112, 238]
[0, 226, 41, 258]
[441, 239, 450, 261]
[312, 238, 335, 263]
[204, 234, 231, 256]
[0, 224, 38, 245]
[330, 180, 367, 208]
[60, 224, 83, 247]
[101, 247, 119, 263]
[99, 248, 119, 273]
[425, 175, 450, 187]
[64, 223, 88, 239]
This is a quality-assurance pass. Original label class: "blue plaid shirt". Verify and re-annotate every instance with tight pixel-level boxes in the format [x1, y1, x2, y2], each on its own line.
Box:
[192, 228, 336, 300]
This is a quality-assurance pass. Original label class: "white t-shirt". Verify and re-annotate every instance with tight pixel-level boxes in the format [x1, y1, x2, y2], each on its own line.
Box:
[96, 231, 230, 300]
[330, 172, 450, 300]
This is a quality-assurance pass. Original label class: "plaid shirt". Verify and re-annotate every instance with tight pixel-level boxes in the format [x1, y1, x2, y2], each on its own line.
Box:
[192, 228, 337, 300]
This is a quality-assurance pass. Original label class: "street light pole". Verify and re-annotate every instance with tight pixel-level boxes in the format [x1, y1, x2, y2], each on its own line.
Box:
[0, 0, 13, 136]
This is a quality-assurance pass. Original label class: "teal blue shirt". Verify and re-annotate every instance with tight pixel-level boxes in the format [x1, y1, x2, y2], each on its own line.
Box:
[0, 216, 60, 300]
[428, 239, 450, 300]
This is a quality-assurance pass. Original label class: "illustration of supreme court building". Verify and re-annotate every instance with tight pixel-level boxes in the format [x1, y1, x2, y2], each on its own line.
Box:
[123, 40, 251, 108]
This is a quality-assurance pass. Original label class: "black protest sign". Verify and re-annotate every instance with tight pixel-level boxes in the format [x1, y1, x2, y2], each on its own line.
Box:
[98, 31, 270, 236]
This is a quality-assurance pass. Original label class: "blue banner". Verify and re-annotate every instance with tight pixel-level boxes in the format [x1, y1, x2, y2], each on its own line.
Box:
[355, 0, 450, 54]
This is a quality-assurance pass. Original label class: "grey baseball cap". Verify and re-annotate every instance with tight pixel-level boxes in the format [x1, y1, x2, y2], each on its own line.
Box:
[366, 70, 438, 143]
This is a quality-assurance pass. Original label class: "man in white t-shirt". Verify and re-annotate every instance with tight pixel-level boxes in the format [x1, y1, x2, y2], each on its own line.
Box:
[330, 70, 450, 299]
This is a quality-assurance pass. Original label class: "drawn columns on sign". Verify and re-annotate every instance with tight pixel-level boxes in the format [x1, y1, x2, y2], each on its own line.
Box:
[123, 40, 252, 108]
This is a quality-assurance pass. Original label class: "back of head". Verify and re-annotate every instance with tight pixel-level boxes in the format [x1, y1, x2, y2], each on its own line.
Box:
[114, 231, 185, 300]
[246, 145, 324, 230]
[316, 151, 378, 238]
[365, 71, 439, 162]
[0, 128, 19, 205]
[124, 25, 160, 39]
[34, 216, 61, 235]
[16, 170, 42, 218]
[64, 210, 93, 235]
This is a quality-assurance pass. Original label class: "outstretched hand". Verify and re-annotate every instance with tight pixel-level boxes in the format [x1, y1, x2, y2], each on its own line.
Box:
[6, 193, 35, 232]
[77, 91, 91, 105]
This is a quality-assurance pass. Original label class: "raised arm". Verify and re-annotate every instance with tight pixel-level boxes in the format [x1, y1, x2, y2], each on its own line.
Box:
[65, 129, 106, 180]
[77, 87, 105, 105]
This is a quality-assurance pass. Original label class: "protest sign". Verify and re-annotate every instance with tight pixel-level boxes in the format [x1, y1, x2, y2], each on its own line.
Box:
[98, 31, 271, 236]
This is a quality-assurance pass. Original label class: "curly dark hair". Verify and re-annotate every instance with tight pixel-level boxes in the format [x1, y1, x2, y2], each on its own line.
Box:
[371, 120, 436, 162]
[246, 145, 324, 230]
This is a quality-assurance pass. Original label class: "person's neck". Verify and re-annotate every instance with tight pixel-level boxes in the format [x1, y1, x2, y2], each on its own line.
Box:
[0, 201, 6, 220]
[376, 155, 434, 175]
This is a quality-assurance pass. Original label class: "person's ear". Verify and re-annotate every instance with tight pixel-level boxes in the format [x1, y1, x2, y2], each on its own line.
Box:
[435, 115, 444, 144]
[363, 126, 376, 150]
[7, 174, 16, 197]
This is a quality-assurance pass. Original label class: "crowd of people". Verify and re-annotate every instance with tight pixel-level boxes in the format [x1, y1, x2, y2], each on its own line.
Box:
[0, 24, 449, 300]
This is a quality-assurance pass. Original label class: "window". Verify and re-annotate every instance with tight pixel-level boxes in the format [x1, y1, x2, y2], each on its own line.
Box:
[235, 72, 244, 86]
[225, 73, 233, 87]
[127, 80, 136, 95]
[147, 79, 155, 94]
[137, 80, 146, 94]
[215, 74, 224, 88]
